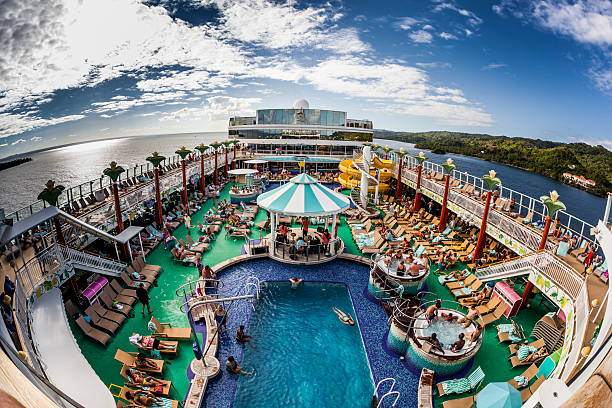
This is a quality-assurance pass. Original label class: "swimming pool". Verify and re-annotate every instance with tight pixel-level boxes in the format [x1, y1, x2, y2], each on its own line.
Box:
[233, 282, 374, 407]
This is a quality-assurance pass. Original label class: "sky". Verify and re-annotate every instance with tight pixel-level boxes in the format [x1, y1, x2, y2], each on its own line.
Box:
[1, 0, 612, 158]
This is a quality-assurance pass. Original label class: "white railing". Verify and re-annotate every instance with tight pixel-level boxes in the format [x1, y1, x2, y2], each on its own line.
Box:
[475, 250, 584, 299]
[58, 245, 126, 276]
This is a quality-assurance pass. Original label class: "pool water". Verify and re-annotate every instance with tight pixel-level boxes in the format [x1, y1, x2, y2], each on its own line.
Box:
[233, 282, 374, 408]
[421, 317, 465, 348]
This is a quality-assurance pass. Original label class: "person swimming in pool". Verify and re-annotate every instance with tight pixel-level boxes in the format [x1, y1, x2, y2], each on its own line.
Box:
[332, 307, 355, 326]
[289, 277, 304, 289]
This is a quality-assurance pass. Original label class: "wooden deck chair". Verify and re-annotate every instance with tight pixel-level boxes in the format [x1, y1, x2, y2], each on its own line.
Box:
[76, 316, 111, 345]
[446, 274, 477, 290]
[127, 265, 156, 282]
[452, 279, 484, 299]
[104, 285, 137, 307]
[508, 364, 539, 389]
[509, 338, 546, 355]
[478, 303, 508, 326]
[84, 306, 120, 334]
[347, 215, 367, 224]
[119, 366, 171, 396]
[115, 385, 179, 408]
[120, 271, 152, 290]
[442, 395, 475, 408]
[131, 336, 178, 356]
[520, 211, 533, 224]
[520, 375, 545, 402]
[510, 349, 548, 368]
[185, 236, 210, 252]
[476, 296, 501, 314]
[99, 291, 133, 316]
[92, 301, 127, 325]
[114, 349, 164, 374]
[134, 256, 162, 275]
[149, 316, 192, 341]
[111, 280, 138, 298]
[437, 366, 485, 396]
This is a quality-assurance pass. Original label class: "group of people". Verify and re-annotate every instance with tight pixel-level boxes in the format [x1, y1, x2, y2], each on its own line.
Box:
[382, 247, 428, 277]
[275, 222, 334, 259]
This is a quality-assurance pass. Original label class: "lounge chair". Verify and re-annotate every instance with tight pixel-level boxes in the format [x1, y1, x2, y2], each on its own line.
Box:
[119, 366, 171, 396]
[111, 280, 138, 298]
[127, 265, 156, 282]
[451, 279, 484, 299]
[442, 395, 475, 408]
[476, 296, 501, 315]
[99, 291, 133, 316]
[131, 336, 178, 356]
[508, 363, 539, 389]
[116, 385, 179, 408]
[133, 256, 162, 276]
[149, 316, 192, 341]
[103, 285, 137, 307]
[510, 349, 548, 368]
[520, 375, 545, 402]
[446, 274, 477, 290]
[436, 366, 485, 396]
[121, 271, 153, 289]
[91, 301, 127, 325]
[185, 236, 210, 252]
[114, 349, 164, 374]
[509, 338, 546, 356]
[76, 316, 111, 346]
[478, 303, 508, 326]
[84, 306, 120, 334]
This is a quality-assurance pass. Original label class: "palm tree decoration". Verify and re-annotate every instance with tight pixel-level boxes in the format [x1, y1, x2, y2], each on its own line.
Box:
[221, 140, 232, 177]
[195, 143, 208, 195]
[541, 191, 566, 219]
[210, 141, 223, 184]
[380, 145, 392, 160]
[103, 161, 126, 234]
[38, 180, 66, 244]
[395, 148, 408, 200]
[438, 158, 457, 232]
[413, 152, 428, 211]
[474, 170, 502, 259]
[175, 146, 192, 206]
[146, 152, 166, 226]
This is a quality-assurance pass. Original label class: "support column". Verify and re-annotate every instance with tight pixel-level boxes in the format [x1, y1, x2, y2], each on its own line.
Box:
[112, 182, 129, 260]
[181, 159, 187, 206]
[270, 212, 276, 255]
[200, 155, 206, 195]
[414, 165, 423, 211]
[438, 174, 451, 232]
[213, 151, 219, 185]
[224, 149, 229, 178]
[395, 158, 403, 200]
[521, 215, 552, 307]
[331, 215, 337, 255]
[474, 191, 492, 260]
[154, 167, 163, 226]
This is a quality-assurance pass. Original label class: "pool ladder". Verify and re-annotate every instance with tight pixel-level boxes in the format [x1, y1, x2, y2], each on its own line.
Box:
[374, 377, 400, 407]
[242, 276, 261, 310]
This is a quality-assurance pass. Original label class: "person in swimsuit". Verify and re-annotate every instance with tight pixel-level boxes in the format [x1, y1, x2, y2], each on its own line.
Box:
[289, 277, 304, 289]
[124, 389, 162, 407]
[426, 300, 441, 322]
[126, 368, 165, 390]
[236, 325, 257, 348]
[214, 305, 227, 333]
[417, 333, 444, 353]
[135, 353, 159, 370]
[226, 356, 253, 375]
[332, 307, 355, 326]
[129, 333, 176, 350]
[396, 260, 406, 276]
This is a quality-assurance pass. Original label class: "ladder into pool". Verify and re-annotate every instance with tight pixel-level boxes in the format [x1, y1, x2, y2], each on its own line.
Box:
[374, 377, 400, 407]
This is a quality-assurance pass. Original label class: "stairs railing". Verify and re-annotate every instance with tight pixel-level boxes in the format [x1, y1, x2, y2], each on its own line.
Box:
[58, 244, 126, 276]
[374, 377, 400, 408]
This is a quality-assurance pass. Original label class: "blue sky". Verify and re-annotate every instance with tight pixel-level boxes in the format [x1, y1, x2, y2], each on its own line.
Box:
[1, 0, 611, 158]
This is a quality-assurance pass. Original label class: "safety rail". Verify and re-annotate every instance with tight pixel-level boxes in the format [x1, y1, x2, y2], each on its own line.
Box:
[58, 245, 126, 276]
[374, 377, 400, 408]
[474, 250, 584, 299]
[174, 279, 223, 297]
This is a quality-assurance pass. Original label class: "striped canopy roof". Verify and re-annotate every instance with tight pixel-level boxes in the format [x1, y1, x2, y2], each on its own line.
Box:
[257, 173, 350, 216]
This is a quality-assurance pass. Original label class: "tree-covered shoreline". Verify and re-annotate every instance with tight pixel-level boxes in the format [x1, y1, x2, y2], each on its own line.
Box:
[375, 131, 611, 198]
[0, 157, 32, 171]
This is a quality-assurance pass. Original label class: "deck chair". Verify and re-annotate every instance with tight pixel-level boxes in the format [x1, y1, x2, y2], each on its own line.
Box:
[497, 321, 524, 344]
[114, 349, 164, 374]
[510, 349, 548, 368]
[437, 366, 485, 396]
[92, 301, 127, 325]
[520, 375, 545, 402]
[104, 285, 137, 307]
[442, 395, 475, 408]
[508, 363, 539, 389]
[478, 303, 508, 326]
[181, 237, 209, 253]
[119, 366, 171, 396]
[99, 291, 133, 316]
[127, 266, 156, 283]
[133, 256, 162, 276]
[446, 274, 477, 290]
[452, 279, 484, 299]
[120, 272, 152, 290]
[149, 316, 192, 341]
[520, 211, 533, 224]
[115, 385, 179, 408]
[131, 336, 178, 356]
[476, 296, 501, 314]
[84, 306, 120, 334]
[509, 338, 546, 355]
[76, 316, 111, 346]
[111, 280, 138, 298]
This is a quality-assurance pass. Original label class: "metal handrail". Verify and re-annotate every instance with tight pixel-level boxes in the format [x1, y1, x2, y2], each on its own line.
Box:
[174, 279, 223, 296]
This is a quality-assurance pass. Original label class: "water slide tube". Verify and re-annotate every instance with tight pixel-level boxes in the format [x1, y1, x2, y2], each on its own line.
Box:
[336, 156, 393, 192]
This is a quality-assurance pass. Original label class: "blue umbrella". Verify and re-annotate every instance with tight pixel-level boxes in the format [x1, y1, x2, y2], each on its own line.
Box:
[476, 382, 522, 408]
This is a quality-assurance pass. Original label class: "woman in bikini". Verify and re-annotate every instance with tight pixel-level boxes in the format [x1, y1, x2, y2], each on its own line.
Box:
[126, 368, 165, 392]
[124, 389, 162, 407]
[332, 307, 355, 326]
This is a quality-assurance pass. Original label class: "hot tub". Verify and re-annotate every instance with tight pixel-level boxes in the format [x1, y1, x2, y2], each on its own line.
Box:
[368, 255, 429, 299]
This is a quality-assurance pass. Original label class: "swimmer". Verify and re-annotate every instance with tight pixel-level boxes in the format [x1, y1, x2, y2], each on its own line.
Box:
[332, 307, 355, 326]
[440, 312, 459, 323]
[289, 277, 304, 289]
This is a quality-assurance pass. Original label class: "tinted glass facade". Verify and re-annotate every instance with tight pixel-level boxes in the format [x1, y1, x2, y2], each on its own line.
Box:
[229, 128, 371, 141]
[256, 109, 346, 126]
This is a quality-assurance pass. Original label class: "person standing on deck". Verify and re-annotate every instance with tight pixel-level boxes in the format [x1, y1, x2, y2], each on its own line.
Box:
[301, 217, 310, 238]
[136, 283, 152, 315]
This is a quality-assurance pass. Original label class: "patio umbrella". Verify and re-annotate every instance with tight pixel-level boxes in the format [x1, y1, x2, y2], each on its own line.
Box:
[476, 382, 522, 408]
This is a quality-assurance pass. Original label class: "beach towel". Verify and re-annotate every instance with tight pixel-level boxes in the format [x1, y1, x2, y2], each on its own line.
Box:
[556, 241, 569, 257]
[441, 378, 471, 394]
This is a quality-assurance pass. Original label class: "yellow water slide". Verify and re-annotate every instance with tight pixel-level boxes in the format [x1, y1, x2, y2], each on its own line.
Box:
[336, 156, 394, 192]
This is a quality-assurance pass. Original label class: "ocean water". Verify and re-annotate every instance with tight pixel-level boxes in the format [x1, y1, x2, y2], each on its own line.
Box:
[0, 134, 606, 227]
[232, 282, 374, 408]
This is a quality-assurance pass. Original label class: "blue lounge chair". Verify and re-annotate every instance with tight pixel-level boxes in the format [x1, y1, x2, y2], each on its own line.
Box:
[437, 366, 485, 396]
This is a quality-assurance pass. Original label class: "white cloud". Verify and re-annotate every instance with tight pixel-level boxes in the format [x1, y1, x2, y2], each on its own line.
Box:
[416, 62, 452, 69]
[30, 136, 43, 141]
[204, 96, 262, 121]
[11, 139, 26, 145]
[433, 2, 483, 25]
[482, 63, 507, 70]
[394, 17, 419, 30]
[465, 28, 473, 36]
[440, 32, 458, 40]
[423, 24, 434, 30]
[589, 66, 612, 91]
[0, 113, 85, 139]
[410, 30, 434, 43]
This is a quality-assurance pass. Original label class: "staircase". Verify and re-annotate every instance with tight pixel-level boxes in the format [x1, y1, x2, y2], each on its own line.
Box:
[473, 251, 542, 282]
[58, 245, 126, 277]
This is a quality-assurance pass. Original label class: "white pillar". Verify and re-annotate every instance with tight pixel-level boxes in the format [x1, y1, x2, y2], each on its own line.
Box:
[270, 212, 276, 255]
[127, 240, 133, 262]
[374, 169, 380, 205]
[331, 214, 337, 255]
[138, 233, 146, 261]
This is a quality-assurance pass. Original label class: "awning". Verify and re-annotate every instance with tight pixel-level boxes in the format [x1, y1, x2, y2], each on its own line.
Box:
[228, 169, 259, 175]
[257, 173, 349, 216]
[113, 226, 145, 244]
[244, 159, 268, 165]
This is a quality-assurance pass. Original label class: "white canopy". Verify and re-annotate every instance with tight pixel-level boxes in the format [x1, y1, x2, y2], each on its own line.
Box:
[228, 168, 259, 175]
[244, 159, 268, 165]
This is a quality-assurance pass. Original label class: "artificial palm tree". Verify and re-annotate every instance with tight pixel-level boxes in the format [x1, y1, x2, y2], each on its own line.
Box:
[395, 148, 408, 200]
[474, 170, 502, 259]
[413, 152, 428, 211]
[380, 145, 392, 160]
[438, 158, 457, 232]
[221, 140, 232, 177]
[210, 142, 223, 184]
[146, 152, 166, 226]
[175, 146, 192, 206]
[194, 143, 209, 195]
[38, 180, 66, 244]
[103, 161, 129, 258]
